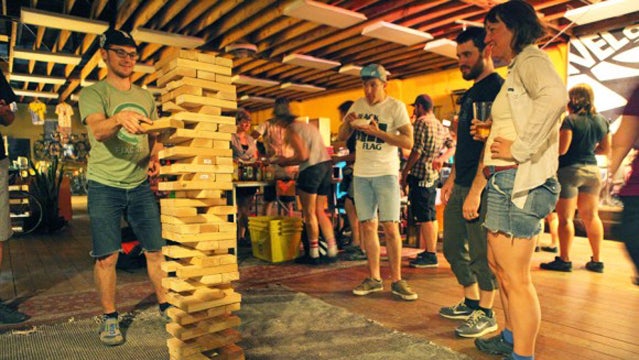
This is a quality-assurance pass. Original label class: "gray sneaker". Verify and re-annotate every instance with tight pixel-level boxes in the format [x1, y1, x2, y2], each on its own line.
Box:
[455, 310, 498, 338]
[439, 299, 474, 320]
[353, 278, 383, 296]
[474, 332, 514, 355]
[98, 315, 124, 346]
[391, 280, 418, 301]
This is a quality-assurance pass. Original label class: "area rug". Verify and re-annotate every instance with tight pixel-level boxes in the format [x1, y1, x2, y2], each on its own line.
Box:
[0, 285, 469, 360]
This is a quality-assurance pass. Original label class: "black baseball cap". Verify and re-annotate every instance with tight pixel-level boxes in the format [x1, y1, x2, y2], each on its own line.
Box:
[411, 94, 433, 111]
[99, 28, 137, 49]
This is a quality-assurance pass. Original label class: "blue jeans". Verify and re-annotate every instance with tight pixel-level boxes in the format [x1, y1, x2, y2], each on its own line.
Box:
[484, 169, 559, 239]
[353, 175, 400, 222]
[88, 180, 164, 257]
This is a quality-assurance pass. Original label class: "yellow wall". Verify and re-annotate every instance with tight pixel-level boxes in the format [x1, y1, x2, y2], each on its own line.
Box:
[251, 44, 568, 139]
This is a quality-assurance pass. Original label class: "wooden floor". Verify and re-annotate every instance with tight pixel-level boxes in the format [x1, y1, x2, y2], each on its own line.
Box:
[2, 196, 638, 360]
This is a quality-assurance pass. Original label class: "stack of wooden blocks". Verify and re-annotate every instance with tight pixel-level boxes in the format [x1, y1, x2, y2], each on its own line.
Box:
[149, 49, 244, 360]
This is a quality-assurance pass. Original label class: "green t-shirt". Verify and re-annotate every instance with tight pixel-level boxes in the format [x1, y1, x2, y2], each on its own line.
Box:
[79, 80, 158, 189]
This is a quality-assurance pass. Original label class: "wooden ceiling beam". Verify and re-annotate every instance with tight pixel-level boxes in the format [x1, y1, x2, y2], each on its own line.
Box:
[115, 0, 141, 29]
[153, 0, 190, 28]
[190, 0, 244, 36]
[216, 3, 286, 49]
[60, 79, 79, 102]
[91, 0, 109, 17]
[175, 1, 217, 33]
[131, 0, 169, 30]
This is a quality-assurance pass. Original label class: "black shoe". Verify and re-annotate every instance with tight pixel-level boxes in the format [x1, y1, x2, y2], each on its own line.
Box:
[294, 255, 321, 265]
[540, 256, 572, 272]
[585, 257, 604, 273]
[0, 302, 29, 324]
[541, 246, 558, 253]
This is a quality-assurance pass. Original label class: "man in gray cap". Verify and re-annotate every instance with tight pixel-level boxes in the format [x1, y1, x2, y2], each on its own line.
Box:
[79, 28, 168, 346]
[337, 64, 417, 301]
[400, 94, 454, 269]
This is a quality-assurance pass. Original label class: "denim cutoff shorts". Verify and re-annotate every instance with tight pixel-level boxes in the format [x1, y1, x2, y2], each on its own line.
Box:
[88, 180, 165, 258]
[483, 169, 559, 239]
[353, 175, 401, 222]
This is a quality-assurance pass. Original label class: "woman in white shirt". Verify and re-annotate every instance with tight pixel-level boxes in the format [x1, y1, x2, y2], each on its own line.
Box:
[469, 2, 567, 359]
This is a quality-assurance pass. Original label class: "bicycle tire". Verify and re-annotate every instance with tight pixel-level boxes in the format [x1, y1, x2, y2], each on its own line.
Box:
[9, 191, 43, 235]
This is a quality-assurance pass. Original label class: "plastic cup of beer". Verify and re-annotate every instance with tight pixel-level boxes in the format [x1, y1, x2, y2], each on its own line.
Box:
[473, 101, 492, 139]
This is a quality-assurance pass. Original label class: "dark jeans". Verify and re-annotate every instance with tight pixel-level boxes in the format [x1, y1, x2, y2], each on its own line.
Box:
[620, 196, 639, 273]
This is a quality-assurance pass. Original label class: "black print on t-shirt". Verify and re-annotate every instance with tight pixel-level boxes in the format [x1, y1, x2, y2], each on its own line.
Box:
[357, 114, 386, 150]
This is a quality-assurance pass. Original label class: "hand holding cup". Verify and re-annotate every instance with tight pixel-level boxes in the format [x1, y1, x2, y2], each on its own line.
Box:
[472, 101, 492, 141]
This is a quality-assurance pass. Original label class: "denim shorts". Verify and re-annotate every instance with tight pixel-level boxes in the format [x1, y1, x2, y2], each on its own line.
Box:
[483, 169, 559, 239]
[353, 175, 401, 222]
[557, 164, 601, 198]
[88, 180, 165, 257]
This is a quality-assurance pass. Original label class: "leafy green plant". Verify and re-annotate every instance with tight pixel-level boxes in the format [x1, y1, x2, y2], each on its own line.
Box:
[30, 157, 67, 233]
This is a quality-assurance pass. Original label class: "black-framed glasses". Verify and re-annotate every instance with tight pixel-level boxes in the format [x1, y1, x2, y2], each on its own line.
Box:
[107, 47, 139, 61]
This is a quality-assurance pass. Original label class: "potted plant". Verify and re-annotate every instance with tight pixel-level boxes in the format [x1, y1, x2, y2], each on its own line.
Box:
[30, 157, 67, 233]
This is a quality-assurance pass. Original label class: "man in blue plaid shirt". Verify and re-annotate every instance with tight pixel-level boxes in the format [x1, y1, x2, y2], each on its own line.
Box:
[400, 94, 454, 268]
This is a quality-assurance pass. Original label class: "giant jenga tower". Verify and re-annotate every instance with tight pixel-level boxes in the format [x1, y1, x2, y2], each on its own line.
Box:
[151, 49, 244, 360]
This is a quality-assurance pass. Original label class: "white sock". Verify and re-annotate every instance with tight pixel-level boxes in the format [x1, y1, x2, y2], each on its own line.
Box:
[327, 244, 338, 257]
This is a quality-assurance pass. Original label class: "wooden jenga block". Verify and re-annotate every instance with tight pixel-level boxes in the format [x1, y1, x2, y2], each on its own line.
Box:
[161, 214, 228, 225]
[166, 314, 241, 340]
[217, 124, 237, 133]
[161, 164, 233, 175]
[158, 181, 233, 191]
[197, 106, 222, 115]
[159, 146, 232, 160]
[214, 56, 233, 68]
[161, 101, 187, 113]
[171, 111, 235, 125]
[165, 58, 232, 77]
[157, 67, 197, 87]
[214, 344, 245, 360]
[141, 118, 184, 132]
[166, 77, 236, 95]
[168, 305, 240, 327]
[175, 94, 237, 111]
[167, 329, 240, 358]
[161, 85, 203, 103]
[161, 198, 226, 208]
[162, 231, 236, 244]
[169, 128, 232, 144]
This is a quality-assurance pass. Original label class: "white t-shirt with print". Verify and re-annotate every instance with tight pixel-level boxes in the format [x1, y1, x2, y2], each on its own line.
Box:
[348, 96, 410, 177]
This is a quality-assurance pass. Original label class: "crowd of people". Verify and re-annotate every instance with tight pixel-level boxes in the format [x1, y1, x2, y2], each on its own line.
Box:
[2, 2, 639, 360]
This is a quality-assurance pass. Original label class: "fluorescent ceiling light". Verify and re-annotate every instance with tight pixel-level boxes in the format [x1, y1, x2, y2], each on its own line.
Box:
[232, 75, 280, 87]
[362, 21, 433, 46]
[339, 64, 391, 77]
[21, 8, 109, 34]
[564, 0, 639, 25]
[80, 79, 96, 87]
[13, 49, 82, 65]
[13, 89, 59, 99]
[424, 39, 458, 59]
[239, 95, 275, 103]
[130, 27, 205, 48]
[280, 82, 326, 92]
[283, 0, 367, 28]
[282, 53, 340, 70]
[455, 19, 483, 29]
[98, 60, 155, 74]
[9, 73, 66, 85]
[70, 94, 80, 102]
[339, 64, 362, 76]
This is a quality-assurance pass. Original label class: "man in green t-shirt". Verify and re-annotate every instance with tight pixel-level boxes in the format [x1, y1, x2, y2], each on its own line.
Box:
[78, 28, 167, 346]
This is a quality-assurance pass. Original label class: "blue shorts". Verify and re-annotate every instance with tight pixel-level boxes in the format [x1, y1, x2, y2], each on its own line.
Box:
[87, 180, 165, 258]
[353, 175, 401, 222]
[483, 169, 559, 239]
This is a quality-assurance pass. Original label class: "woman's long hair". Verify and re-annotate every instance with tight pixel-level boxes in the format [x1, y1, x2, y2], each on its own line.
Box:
[568, 83, 596, 115]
